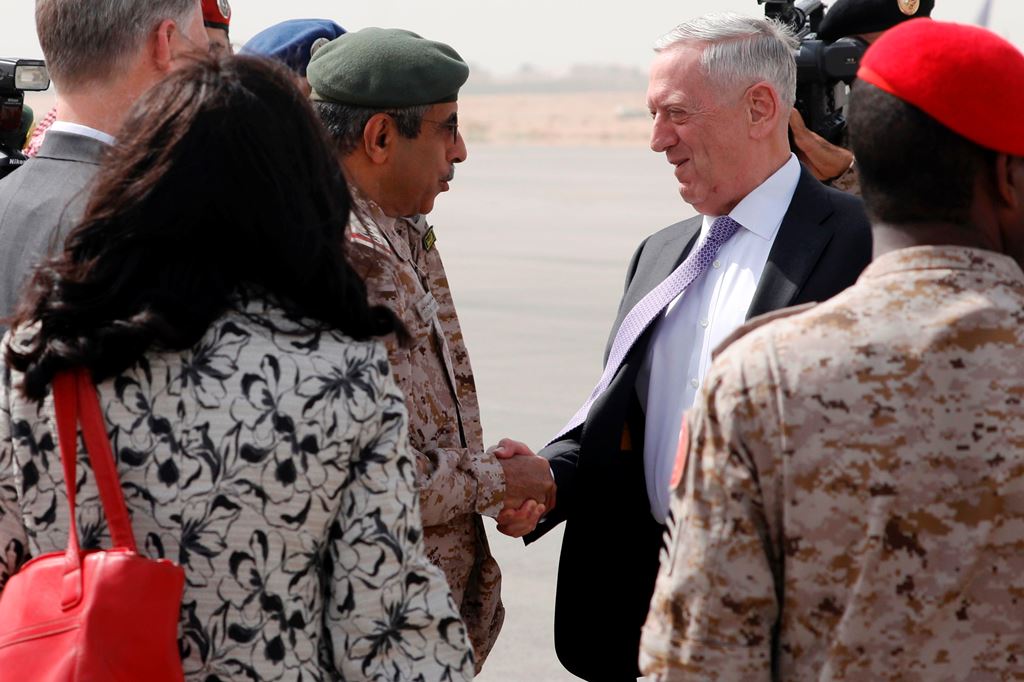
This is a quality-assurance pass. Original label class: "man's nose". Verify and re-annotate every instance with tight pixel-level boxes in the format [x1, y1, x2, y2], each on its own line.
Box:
[650, 113, 677, 154]
[451, 130, 468, 163]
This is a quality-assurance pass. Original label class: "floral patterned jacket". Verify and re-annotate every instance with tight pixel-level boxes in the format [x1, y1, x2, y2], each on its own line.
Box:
[0, 295, 474, 681]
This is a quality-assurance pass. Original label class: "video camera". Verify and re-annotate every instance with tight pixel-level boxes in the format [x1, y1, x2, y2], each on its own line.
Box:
[0, 58, 51, 180]
[760, 0, 866, 145]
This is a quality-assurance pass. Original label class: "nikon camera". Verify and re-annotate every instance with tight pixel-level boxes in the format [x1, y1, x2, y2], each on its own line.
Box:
[0, 58, 51, 180]
[760, 0, 866, 145]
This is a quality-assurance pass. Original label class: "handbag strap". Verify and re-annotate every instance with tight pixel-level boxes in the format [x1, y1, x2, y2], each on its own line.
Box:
[75, 368, 137, 551]
[53, 368, 139, 609]
[52, 371, 84, 608]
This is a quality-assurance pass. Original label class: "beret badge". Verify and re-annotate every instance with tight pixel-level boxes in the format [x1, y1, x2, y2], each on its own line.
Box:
[897, 0, 920, 16]
[310, 37, 330, 59]
[218, 0, 231, 19]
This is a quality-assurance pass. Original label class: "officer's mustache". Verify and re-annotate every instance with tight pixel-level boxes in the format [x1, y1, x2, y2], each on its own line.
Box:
[443, 167, 455, 183]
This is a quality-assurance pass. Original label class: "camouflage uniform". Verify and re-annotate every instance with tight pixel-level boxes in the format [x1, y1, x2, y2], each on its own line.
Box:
[641, 246, 1024, 681]
[347, 197, 505, 670]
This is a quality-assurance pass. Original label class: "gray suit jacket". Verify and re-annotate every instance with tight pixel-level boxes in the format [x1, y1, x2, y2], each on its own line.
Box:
[0, 131, 107, 326]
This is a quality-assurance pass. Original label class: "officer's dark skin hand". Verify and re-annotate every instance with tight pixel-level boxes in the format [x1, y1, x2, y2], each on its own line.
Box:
[789, 109, 855, 182]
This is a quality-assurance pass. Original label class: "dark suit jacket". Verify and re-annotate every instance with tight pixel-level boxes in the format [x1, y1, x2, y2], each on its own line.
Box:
[528, 166, 872, 681]
[0, 131, 107, 327]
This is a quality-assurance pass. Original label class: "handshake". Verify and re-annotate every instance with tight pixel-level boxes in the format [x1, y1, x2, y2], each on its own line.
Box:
[488, 438, 556, 538]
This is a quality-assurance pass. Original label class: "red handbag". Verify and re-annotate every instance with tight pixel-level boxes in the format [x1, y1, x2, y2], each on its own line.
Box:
[0, 368, 185, 681]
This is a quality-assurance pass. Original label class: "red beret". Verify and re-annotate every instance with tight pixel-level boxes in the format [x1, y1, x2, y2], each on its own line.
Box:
[202, 0, 231, 31]
[858, 19, 1024, 157]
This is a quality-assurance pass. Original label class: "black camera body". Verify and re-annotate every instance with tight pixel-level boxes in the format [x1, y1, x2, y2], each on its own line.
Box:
[760, 0, 866, 144]
[0, 58, 51, 180]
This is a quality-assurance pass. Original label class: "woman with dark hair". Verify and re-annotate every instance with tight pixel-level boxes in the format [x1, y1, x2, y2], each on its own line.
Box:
[0, 56, 473, 681]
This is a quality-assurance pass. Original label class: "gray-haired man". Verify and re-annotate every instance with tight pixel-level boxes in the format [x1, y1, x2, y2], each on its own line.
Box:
[514, 13, 872, 680]
[0, 0, 208, 325]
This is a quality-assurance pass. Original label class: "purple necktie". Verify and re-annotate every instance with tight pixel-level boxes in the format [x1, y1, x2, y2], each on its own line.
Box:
[552, 216, 742, 441]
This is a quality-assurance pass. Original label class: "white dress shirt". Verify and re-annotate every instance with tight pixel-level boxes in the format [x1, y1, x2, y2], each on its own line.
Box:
[637, 154, 801, 522]
[47, 121, 116, 146]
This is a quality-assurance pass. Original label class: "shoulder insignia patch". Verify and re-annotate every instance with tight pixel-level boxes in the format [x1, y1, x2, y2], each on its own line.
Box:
[348, 218, 392, 257]
[670, 416, 689, 490]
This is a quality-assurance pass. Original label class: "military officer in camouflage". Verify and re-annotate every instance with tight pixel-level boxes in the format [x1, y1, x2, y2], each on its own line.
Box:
[306, 28, 555, 671]
[642, 19, 1024, 681]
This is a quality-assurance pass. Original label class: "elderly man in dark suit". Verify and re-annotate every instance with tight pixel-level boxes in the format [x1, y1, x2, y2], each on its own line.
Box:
[497, 13, 872, 681]
[0, 0, 208, 327]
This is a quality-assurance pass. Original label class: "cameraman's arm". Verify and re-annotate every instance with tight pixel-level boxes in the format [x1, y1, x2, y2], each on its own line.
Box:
[789, 109, 857, 192]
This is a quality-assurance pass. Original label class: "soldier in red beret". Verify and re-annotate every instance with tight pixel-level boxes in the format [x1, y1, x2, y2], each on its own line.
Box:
[202, 0, 232, 55]
[642, 19, 1024, 681]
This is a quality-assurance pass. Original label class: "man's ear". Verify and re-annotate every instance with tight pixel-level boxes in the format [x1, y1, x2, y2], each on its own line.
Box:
[994, 154, 1024, 211]
[747, 81, 780, 139]
[151, 19, 178, 72]
[362, 113, 394, 164]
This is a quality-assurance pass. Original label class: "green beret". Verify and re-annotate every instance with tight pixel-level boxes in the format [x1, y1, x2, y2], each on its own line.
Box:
[307, 27, 469, 108]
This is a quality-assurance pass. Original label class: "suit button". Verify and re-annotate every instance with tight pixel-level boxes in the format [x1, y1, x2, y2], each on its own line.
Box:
[713, 260, 721, 269]
[690, 378, 699, 389]
[700, 319, 709, 328]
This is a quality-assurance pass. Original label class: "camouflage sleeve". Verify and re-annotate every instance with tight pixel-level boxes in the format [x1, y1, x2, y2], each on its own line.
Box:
[349, 243, 505, 525]
[0, 356, 29, 592]
[640, 334, 782, 680]
[414, 446, 504, 525]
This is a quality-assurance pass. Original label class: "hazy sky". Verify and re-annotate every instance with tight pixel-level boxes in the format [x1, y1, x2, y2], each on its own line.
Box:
[4, 0, 1018, 75]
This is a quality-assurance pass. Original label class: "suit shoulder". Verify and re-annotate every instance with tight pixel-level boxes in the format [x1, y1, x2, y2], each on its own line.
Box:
[823, 184, 869, 227]
[711, 302, 818, 361]
[0, 162, 34, 205]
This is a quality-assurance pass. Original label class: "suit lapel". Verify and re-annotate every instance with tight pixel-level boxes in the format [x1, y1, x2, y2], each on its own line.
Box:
[746, 167, 836, 319]
[600, 217, 701, 367]
[615, 217, 702, 330]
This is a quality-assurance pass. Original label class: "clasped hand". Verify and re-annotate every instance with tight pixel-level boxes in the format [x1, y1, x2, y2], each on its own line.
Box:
[488, 438, 556, 538]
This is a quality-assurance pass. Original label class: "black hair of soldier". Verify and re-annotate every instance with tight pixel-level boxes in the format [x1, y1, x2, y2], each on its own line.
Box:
[848, 81, 997, 226]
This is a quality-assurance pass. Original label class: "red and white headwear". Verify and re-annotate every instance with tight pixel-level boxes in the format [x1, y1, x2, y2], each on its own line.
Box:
[202, 0, 231, 33]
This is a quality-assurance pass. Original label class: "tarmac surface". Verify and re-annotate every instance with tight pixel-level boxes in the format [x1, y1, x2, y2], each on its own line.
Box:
[429, 145, 694, 681]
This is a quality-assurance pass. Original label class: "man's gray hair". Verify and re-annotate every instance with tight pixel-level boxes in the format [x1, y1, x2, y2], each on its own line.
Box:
[313, 102, 429, 156]
[655, 13, 798, 107]
[36, 0, 199, 90]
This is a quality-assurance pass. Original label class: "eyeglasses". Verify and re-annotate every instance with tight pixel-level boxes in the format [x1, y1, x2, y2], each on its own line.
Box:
[421, 116, 459, 144]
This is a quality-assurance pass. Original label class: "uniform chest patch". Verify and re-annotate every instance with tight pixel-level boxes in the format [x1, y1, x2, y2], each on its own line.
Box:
[416, 292, 440, 323]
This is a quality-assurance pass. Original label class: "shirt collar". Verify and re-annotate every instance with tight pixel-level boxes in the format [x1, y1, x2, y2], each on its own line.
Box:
[48, 121, 116, 146]
[701, 153, 801, 241]
[863, 245, 1024, 283]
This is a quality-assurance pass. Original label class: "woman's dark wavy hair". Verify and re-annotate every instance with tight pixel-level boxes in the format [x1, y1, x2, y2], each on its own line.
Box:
[6, 55, 403, 401]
